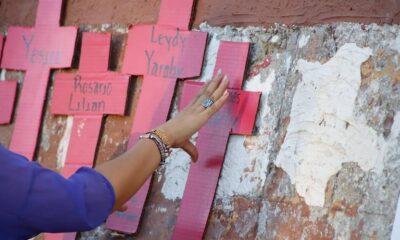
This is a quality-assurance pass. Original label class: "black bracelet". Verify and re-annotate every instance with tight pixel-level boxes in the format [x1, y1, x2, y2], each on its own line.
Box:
[139, 132, 171, 165]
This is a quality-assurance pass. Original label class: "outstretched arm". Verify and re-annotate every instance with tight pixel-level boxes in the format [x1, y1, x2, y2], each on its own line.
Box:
[0, 72, 228, 238]
[95, 72, 229, 210]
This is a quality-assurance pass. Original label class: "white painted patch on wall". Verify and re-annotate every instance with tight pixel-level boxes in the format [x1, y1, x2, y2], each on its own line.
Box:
[0, 70, 6, 81]
[77, 120, 85, 137]
[298, 34, 310, 48]
[389, 35, 400, 53]
[391, 194, 400, 240]
[199, 35, 220, 82]
[100, 24, 111, 32]
[390, 112, 400, 239]
[56, 116, 73, 169]
[390, 112, 400, 138]
[275, 43, 387, 207]
[217, 136, 257, 197]
[270, 35, 280, 43]
[246, 71, 275, 129]
[215, 71, 275, 198]
[160, 148, 191, 201]
[155, 206, 168, 213]
[160, 29, 275, 200]
[161, 71, 275, 201]
[160, 32, 221, 201]
[100, 24, 128, 34]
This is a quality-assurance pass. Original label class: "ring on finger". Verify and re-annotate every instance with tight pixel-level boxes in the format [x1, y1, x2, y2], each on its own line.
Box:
[201, 97, 214, 109]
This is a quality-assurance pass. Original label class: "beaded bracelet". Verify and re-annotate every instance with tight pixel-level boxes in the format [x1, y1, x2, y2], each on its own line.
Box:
[139, 129, 172, 165]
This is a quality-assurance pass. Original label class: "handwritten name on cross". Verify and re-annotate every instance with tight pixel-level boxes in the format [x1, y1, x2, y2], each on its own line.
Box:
[173, 41, 261, 239]
[0, 35, 18, 125]
[45, 32, 129, 240]
[52, 32, 129, 177]
[1, 0, 77, 159]
[106, 0, 207, 234]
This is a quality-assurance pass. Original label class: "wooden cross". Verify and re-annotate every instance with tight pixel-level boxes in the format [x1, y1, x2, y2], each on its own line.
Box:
[46, 32, 129, 240]
[1, 0, 77, 159]
[106, 0, 208, 234]
[173, 41, 261, 239]
[0, 35, 18, 125]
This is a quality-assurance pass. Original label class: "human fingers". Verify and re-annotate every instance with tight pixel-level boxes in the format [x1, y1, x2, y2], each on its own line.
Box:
[188, 70, 222, 107]
[157, 73, 226, 146]
[179, 139, 199, 162]
[115, 204, 128, 212]
[209, 75, 229, 105]
[192, 72, 224, 108]
[202, 90, 229, 118]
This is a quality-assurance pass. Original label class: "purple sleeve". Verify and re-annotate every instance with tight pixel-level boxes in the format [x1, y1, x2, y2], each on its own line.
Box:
[0, 145, 115, 238]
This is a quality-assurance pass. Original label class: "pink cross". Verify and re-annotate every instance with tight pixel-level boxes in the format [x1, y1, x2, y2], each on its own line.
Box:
[46, 32, 130, 240]
[106, 0, 208, 234]
[173, 41, 261, 239]
[52, 32, 129, 178]
[1, 0, 77, 159]
[0, 35, 18, 125]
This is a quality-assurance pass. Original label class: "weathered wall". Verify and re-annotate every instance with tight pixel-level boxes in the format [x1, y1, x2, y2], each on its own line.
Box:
[1, 1, 400, 240]
[1, 0, 400, 28]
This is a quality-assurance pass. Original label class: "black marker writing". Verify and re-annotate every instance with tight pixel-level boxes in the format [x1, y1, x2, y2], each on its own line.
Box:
[208, 93, 241, 127]
[29, 48, 61, 65]
[73, 75, 113, 96]
[68, 93, 106, 113]
[145, 50, 183, 78]
[22, 35, 34, 56]
[145, 49, 154, 74]
[115, 212, 137, 221]
[150, 25, 186, 52]
[229, 92, 241, 104]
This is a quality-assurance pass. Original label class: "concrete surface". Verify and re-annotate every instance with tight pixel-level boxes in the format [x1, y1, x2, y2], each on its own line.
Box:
[1, 1, 400, 239]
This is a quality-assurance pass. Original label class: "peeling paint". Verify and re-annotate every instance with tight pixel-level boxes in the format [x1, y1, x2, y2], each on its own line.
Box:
[256, 201, 269, 238]
[392, 189, 400, 239]
[160, 148, 191, 201]
[82, 24, 128, 34]
[0, 69, 6, 81]
[0, 22, 398, 239]
[216, 71, 275, 198]
[298, 34, 310, 48]
[159, 26, 224, 201]
[386, 112, 400, 160]
[160, 27, 276, 202]
[56, 116, 73, 169]
[77, 120, 85, 137]
[199, 34, 220, 82]
[275, 43, 389, 207]
[270, 35, 280, 43]
[155, 207, 168, 213]
[389, 35, 400, 53]
[40, 124, 51, 152]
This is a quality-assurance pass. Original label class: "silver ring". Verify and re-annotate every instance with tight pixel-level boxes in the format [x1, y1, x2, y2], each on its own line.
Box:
[202, 98, 214, 109]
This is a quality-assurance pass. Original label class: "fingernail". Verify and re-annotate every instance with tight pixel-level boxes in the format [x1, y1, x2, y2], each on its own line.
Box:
[224, 90, 229, 95]
[223, 75, 228, 82]
[217, 69, 222, 76]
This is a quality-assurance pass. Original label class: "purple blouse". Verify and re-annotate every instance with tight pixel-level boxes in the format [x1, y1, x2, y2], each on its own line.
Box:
[0, 145, 115, 239]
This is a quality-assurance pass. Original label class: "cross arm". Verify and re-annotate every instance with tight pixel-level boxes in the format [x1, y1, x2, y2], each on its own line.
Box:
[180, 81, 261, 135]
[51, 72, 129, 116]
[122, 24, 207, 79]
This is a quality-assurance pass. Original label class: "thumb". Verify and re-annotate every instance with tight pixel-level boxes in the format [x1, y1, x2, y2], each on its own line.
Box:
[117, 204, 128, 212]
[112, 204, 128, 213]
[180, 140, 199, 162]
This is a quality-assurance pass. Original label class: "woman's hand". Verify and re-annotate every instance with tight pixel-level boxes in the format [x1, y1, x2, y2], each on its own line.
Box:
[96, 71, 229, 210]
[157, 71, 229, 162]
